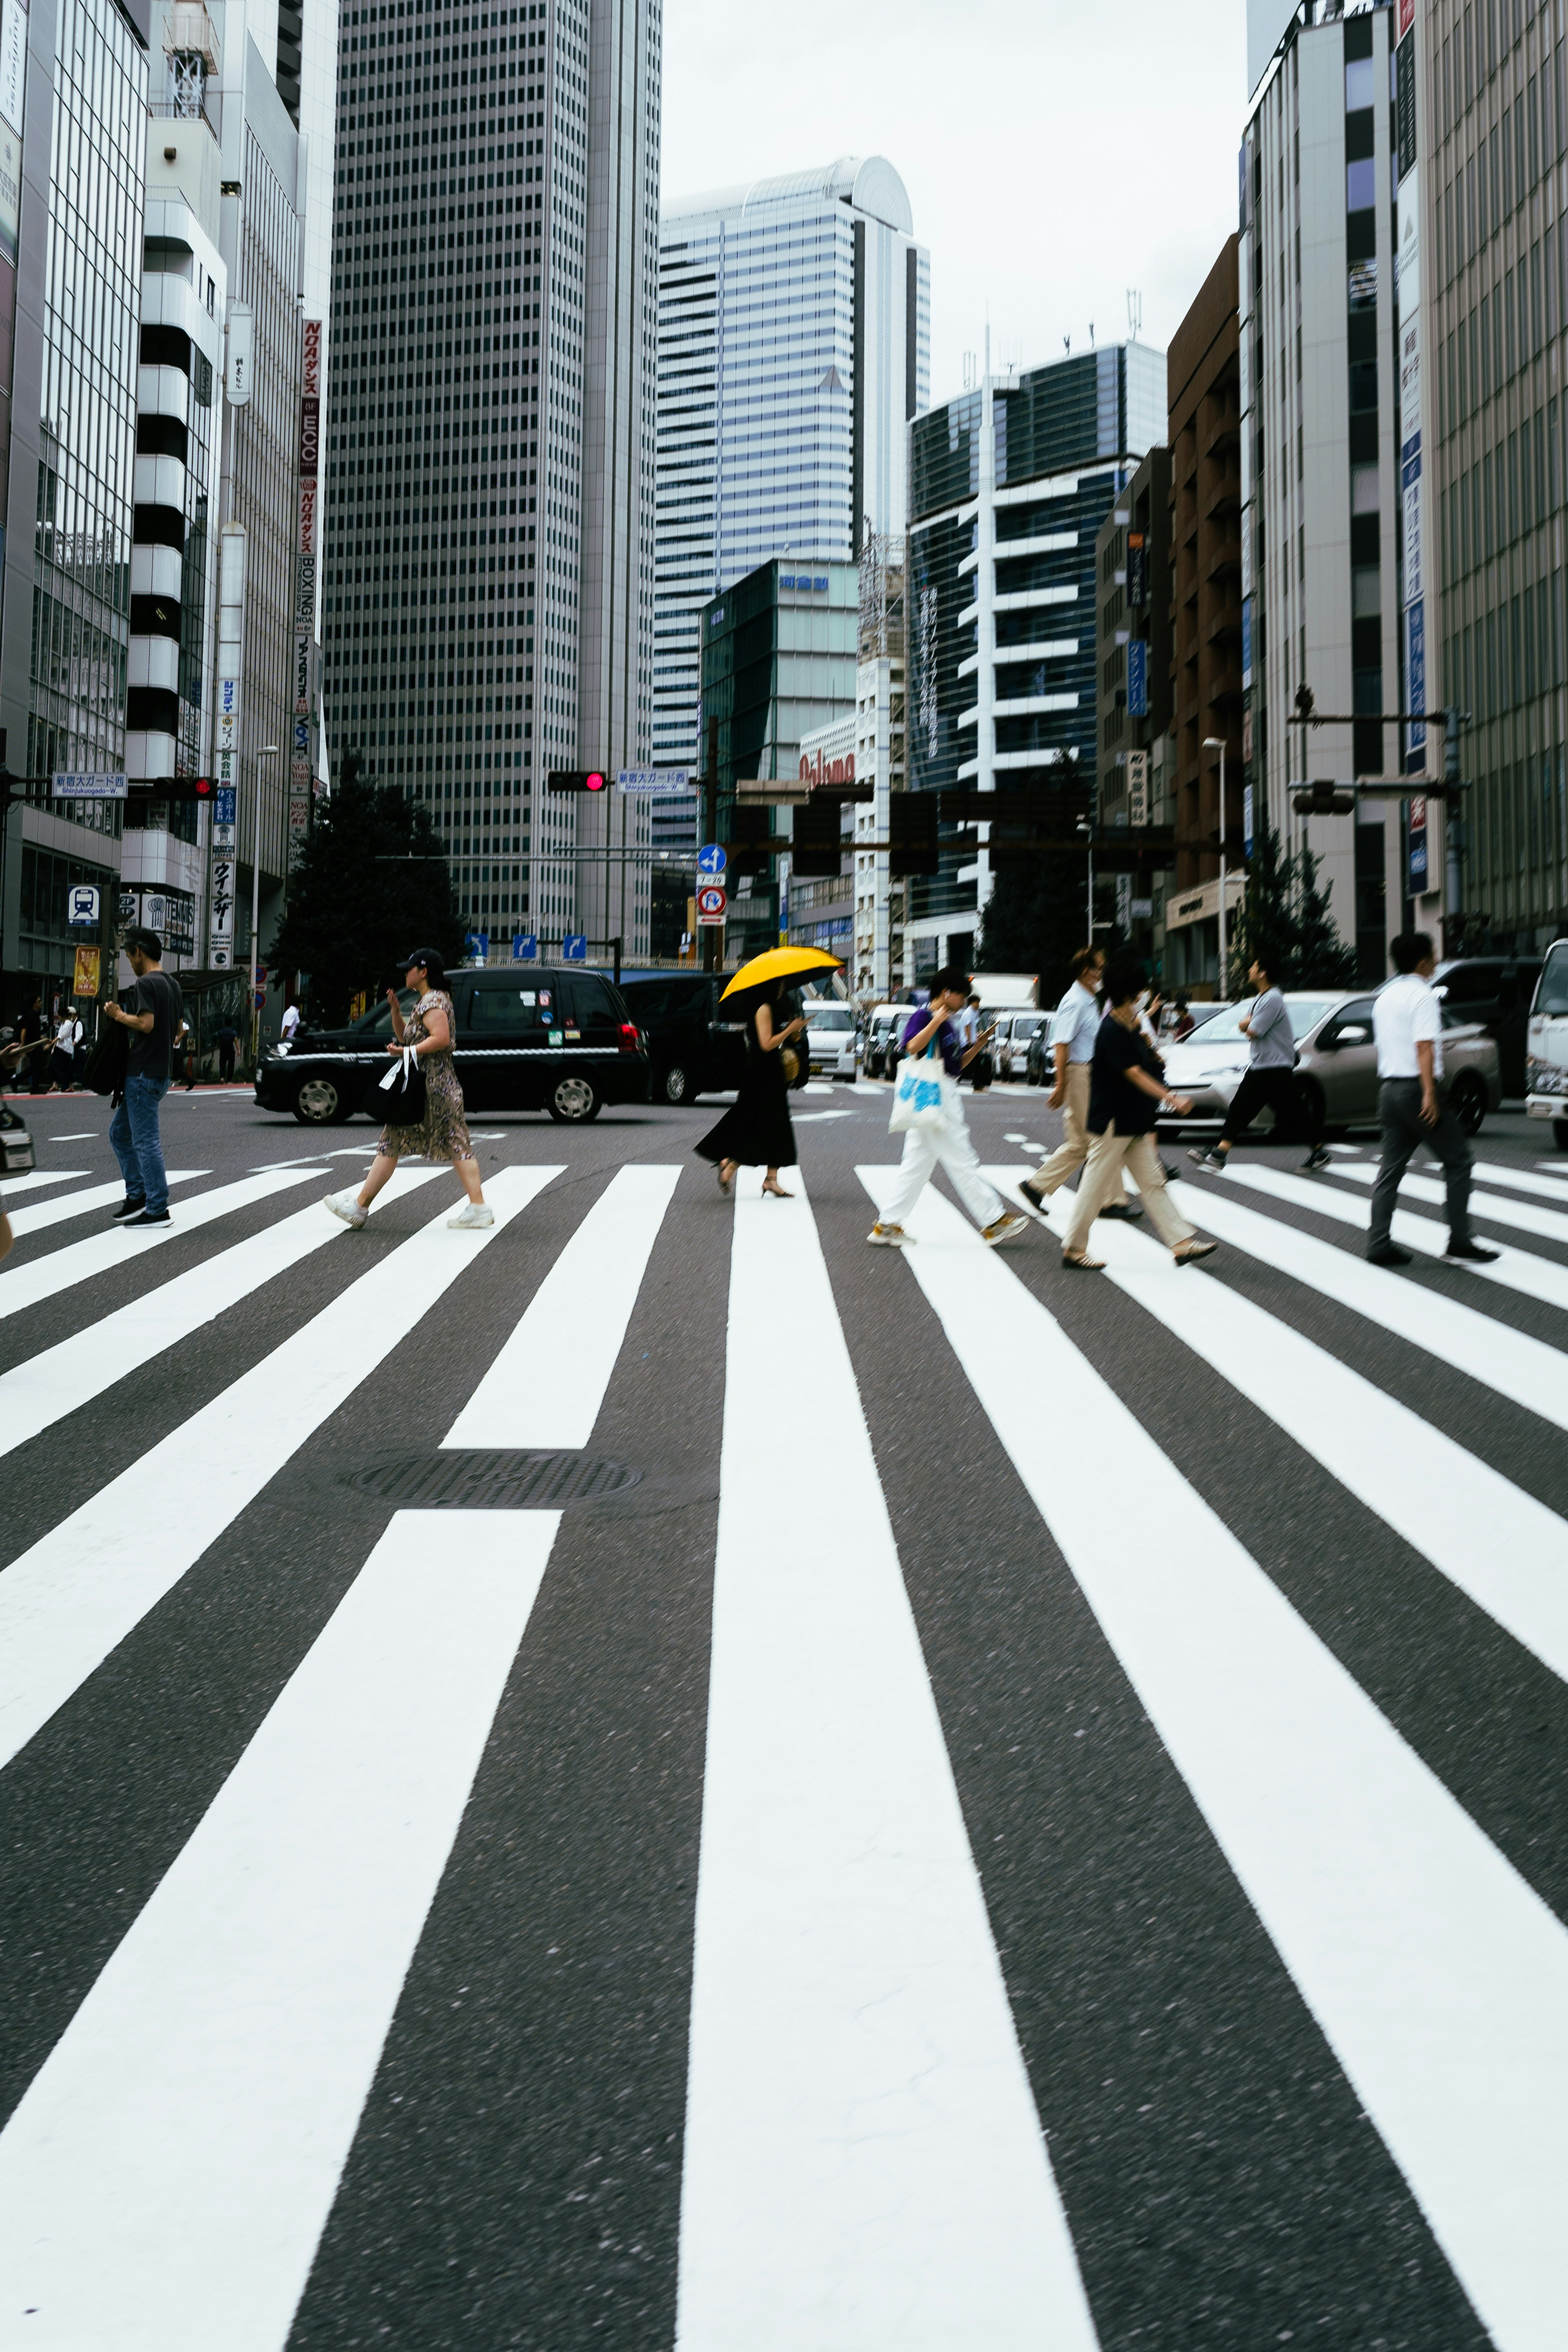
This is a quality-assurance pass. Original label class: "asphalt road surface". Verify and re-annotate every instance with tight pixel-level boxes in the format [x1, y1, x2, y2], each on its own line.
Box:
[2, 1074, 1566, 2350]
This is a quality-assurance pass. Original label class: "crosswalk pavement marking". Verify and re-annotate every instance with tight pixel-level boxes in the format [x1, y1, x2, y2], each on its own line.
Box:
[0, 1507, 561, 2352]
[1214, 1165, 1568, 1318]
[0, 1169, 88, 1199]
[442, 1163, 675, 1451]
[0, 1168, 325, 1324]
[676, 1170, 1096, 2352]
[0, 1164, 555, 1776]
[1325, 1156, 1568, 1245]
[984, 1166, 1568, 1686]
[0, 1167, 436, 1462]
[861, 1165, 1568, 2352]
[1472, 1160, 1568, 1202]
[7, 1169, 205, 1239]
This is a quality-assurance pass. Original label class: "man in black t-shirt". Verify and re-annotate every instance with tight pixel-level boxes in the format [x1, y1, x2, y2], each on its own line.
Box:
[102, 927, 185, 1226]
[1059, 956, 1218, 1271]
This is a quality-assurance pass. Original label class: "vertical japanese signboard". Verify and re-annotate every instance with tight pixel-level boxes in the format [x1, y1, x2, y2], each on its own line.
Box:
[209, 783, 237, 967]
[1397, 1, 1426, 772]
[292, 320, 321, 868]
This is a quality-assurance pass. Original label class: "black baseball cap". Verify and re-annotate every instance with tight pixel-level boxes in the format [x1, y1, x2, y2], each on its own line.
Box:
[398, 946, 444, 976]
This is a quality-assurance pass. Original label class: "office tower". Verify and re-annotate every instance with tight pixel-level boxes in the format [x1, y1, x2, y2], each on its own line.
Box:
[0, 0, 149, 1006]
[323, 0, 660, 956]
[1241, 1, 1410, 983]
[654, 156, 929, 853]
[1093, 444, 1174, 971]
[904, 342, 1164, 979]
[1416, 0, 1567, 948]
[122, 0, 230, 971]
[851, 535, 906, 996]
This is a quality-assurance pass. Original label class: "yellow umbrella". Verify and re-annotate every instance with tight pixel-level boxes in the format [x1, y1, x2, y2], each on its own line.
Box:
[720, 946, 843, 1001]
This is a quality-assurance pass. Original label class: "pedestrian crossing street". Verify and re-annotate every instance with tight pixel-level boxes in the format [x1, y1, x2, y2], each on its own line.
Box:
[2, 1133, 1568, 2348]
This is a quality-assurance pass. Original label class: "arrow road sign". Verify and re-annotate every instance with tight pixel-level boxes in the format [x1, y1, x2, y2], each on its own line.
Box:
[697, 843, 726, 875]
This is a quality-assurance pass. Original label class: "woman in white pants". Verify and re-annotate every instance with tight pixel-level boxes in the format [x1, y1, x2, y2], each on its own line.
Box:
[868, 968, 1030, 1248]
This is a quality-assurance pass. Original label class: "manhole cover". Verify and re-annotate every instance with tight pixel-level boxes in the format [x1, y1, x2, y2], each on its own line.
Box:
[348, 1451, 641, 1508]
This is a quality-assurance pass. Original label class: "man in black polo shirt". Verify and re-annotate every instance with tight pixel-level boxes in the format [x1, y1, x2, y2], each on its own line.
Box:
[102, 926, 184, 1227]
[1058, 955, 1218, 1271]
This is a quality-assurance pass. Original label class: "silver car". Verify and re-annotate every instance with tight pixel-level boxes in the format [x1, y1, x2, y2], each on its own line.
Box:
[994, 1011, 1050, 1081]
[802, 999, 859, 1080]
[1154, 989, 1501, 1137]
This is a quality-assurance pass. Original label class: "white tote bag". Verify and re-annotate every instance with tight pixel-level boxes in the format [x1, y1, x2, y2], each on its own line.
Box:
[889, 1043, 957, 1137]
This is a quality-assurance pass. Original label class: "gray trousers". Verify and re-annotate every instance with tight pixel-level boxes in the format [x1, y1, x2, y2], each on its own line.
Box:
[1368, 1077, 1472, 1252]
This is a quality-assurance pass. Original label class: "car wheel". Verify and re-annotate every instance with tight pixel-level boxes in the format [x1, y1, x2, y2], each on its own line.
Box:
[662, 1063, 690, 1105]
[1450, 1072, 1487, 1137]
[293, 1074, 351, 1124]
[547, 1074, 601, 1123]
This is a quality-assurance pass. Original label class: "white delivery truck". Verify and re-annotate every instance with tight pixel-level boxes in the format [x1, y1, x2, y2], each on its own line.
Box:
[1525, 940, 1568, 1149]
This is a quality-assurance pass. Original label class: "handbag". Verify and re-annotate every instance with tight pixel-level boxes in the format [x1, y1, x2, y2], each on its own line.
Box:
[81, 1016, 129, 1099]
[889, 1043, 956, 1136]
[780, 1040, 807, 1088]
[378, 1044, 428, 1124]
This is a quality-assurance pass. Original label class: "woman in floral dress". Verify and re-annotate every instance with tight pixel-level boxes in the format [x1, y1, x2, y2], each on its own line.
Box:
[323, 947, 493, 1229]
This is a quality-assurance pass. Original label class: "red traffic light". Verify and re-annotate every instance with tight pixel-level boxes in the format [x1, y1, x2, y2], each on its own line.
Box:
[547, 768, 614, 793]
[585, 770, 608, 792]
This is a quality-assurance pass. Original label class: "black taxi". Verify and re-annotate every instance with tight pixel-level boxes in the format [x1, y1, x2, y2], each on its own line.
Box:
[255, 964, 651, 1125]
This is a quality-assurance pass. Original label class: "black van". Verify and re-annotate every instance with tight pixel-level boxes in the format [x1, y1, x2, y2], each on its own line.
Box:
[255, 965, 650, 1124]
[1432, 956, 1542, 1095]
[616, 971, 748, 1104]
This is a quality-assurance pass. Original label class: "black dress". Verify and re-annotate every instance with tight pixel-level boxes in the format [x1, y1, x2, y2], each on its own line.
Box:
[694, 1007, 797, 1169]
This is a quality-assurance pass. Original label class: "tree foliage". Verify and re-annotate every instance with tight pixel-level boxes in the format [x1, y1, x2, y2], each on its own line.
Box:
[977, 852, 1094, 1010]
[1226, 821, 1357, 992]
[267, 759, 464, 1024]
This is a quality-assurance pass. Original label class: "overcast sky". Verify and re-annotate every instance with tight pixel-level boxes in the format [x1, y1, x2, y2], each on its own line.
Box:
[660, 0, 1249, 411]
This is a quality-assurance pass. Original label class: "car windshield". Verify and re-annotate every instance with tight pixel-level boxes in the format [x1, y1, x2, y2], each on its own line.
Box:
[353, 990, 416, 1036]
[1536, 946, 1568, 1015]
[805, 1006, 853, 1029]
[1175, 997, 1340, 1045]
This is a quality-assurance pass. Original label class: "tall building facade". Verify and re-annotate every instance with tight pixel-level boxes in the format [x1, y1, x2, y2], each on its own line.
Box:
[1094, 445, 1176, 972]
[654, 156, 929, 849]
[1419, 0, 1568, 950]
[904, 342, 1165, 976]
[322, 0, 659, 956]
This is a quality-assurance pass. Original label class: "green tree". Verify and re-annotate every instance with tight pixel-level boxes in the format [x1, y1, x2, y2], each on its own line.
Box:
[267, 759, 464, 1024]
[1227, 821, 1356, 992]
[977, 851, 1094, 1008]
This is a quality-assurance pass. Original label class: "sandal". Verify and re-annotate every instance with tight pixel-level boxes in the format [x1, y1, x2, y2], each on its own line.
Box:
[717, 1161, 734, 1196]
[761, 1179, 794, 1198]
[1061, 1250, 1105, 1271]
[1173, 1240, 1218, 1265]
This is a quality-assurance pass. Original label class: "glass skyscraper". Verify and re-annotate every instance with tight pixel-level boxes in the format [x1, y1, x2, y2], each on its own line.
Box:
[323, 0, 658, 949]
[654, 156, 928, 847]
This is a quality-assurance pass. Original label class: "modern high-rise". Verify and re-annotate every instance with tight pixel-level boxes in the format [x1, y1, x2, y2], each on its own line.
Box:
[904, 342, 1165, 977]
[654, 156, 929, 848]
[322, 0, 659, 956]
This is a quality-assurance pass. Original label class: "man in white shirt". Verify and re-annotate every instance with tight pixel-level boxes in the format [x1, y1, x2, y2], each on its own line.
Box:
[1367, 931, 1497, 1267]
[280, 1001, 302, 1045]
[47, 1006, 83, 1092]
[1019, 945, 1134, 1218]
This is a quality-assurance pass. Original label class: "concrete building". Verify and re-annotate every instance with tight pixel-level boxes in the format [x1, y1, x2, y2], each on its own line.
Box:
[1242, 0, 1408, 986]
[1093, 444, 1176, 971]
[786, 707, 854, 959]
[851, 534, 906, 997]
[654, 157, 929, 852]
[322, 0, 659, 959]
[904, 341, 1165, 977]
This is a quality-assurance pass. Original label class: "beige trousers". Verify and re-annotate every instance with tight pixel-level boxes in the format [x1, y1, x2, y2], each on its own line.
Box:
[1031, 1062, 1128, 1204]
[1062, 1127, 1196, 1257]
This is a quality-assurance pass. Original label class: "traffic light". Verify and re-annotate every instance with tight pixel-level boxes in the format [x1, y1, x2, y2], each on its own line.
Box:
[546, 769, 610, 793]
[791, 796, 844, 878]
[723, 803, 774, 878]
[888, 794, 940, 877]
[128, 778, 216, 803]
[1292, 780, 1356, 815]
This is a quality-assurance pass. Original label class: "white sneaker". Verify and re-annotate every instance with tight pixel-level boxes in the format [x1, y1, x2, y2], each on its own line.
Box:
[981, 1212, 1030, 1247]
[866, 1221, 911, 1245]
[324, 1190, 368, 1229]
[447, 1200, 495, 1229]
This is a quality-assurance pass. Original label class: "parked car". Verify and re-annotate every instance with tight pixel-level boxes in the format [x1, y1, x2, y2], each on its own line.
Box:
[615, 971, 748, 1105]
[1152, 989, 1501, 1136]
[862, 1004, 906, 1080]
[994, 1010, 1050, 1081]
[1525, 939, 1568, 1149]
[255, 965, 651, 1125]
[1432, 955, 1542, 1095]
[802, 998, 859, 1080]
[0, 1098, 35, 1174]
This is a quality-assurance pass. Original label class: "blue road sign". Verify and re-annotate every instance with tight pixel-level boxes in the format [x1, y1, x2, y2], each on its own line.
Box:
[697, 842, 726, 875]
[511, 932, 538, 960]
[562, 933, 588, 961]
[465, 931, 490, 962]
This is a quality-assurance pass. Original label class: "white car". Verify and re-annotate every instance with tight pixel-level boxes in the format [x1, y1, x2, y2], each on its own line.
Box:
[1526, 940, 1568, 1149]
[802, 1000, 859, 1080]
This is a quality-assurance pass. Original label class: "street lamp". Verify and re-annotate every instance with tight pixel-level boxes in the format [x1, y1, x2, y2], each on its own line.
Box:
[1203, 736, 1228, 994]
[250, 745, 279, 1068]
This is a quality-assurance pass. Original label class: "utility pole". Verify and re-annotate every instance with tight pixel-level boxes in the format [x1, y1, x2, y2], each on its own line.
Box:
[702, 714, 719, 975]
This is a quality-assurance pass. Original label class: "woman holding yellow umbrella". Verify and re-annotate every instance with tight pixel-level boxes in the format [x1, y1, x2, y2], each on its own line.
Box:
[695, 947, 841, 1197]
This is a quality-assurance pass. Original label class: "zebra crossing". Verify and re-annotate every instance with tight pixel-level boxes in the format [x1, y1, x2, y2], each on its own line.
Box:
[1, 1132, 1567, 2348]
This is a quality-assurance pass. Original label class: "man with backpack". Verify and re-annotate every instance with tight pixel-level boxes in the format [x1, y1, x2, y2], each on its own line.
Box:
[101, 927, 184, 1227]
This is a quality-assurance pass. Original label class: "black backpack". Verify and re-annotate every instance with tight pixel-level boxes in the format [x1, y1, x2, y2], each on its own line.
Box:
[80, 1016, 130, 1098]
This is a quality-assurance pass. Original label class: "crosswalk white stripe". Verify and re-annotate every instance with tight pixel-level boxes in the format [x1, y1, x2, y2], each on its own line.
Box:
[1472, 1160, 1568, 1202]
[861, 1165, 1568, 2352]
[0, 1169, 89, 1199]
[1325, 1156, 1568, 1244]
[0, 1170, 296, 1323]
[0, 1506, 560, 2352]
[676, 1171, 1097, 2352]
[1212, 1165, 1568, 1317]
[0, 1167, 439, 1463]
[441, 1163, 679, 1450]
[0, 1163, 560, 1777]
[984, 1165, 1568, 1686]
[7, 1169, 205, 1238]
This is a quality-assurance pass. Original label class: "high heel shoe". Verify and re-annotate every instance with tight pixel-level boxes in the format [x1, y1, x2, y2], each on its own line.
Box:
[717, 1161, 734, 1196]
[761, 1179, 793, 1198]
